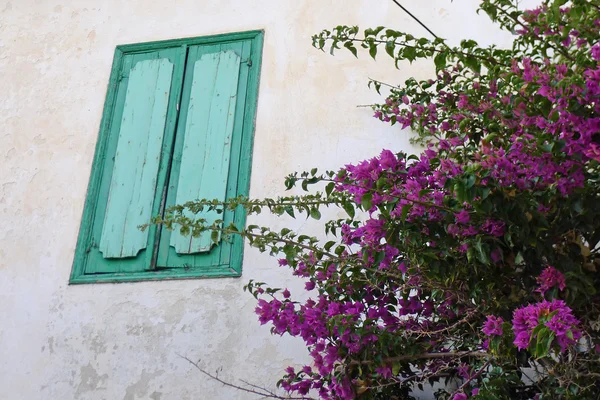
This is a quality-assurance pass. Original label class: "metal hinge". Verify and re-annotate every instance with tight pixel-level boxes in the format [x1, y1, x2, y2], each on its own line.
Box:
[246, 58, 252, 67]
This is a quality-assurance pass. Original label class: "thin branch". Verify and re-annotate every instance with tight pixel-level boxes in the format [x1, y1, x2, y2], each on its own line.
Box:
[243, 230, 338, 259]
[367, 370, 453, 390]
[178, 197, 340, 214]
[490, 3, 575, 62]
[350, 351, 489, 365]
[344, 37, 507, 67]
[579, 372, 600, 378]
[391, 0, 440, 39]
[404, 311, 479, 338]
[452, 359, 492, 396]
[368, 77, 399, 89]
[180, 355, 315, 400]
[240, 379, 282, 397]
[309, 177, 454, 212]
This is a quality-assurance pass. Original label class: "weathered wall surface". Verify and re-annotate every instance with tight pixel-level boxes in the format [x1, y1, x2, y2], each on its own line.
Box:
[0, 1, 516, 399]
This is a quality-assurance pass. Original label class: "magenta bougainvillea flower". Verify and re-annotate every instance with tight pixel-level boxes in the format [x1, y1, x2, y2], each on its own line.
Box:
[482, 315, 504, 337]
[512, 300, 581, 351]
[536, 266, 566, 295]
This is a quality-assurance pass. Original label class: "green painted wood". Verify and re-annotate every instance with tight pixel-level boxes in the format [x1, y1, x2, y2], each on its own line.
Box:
[82, 48, 186, 274]
[156, 45, 223, 267]
[70, 31, 264, 283]
[224, 33, 263, 274]
[69, 264, 240, 284]
[70, 47, 125, 279]
[155, 36, 260, 273]
[99, 58, 174, 258]
[215, 40, 252, 268]
[118, 30, 263, 53]
[170, 50, 241, 254]
[156, 41, 248, 268]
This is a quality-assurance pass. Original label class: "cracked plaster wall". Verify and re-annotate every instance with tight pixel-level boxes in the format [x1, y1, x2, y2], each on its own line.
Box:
[0, 1, 524, 399]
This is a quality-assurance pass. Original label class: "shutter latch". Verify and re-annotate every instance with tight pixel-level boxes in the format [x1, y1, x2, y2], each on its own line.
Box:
[246, 58, 252, 67]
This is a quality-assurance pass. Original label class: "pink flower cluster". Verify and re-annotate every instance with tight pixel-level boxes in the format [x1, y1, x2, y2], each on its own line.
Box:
[536, 266, 566, 295]
[252, 3, 600, 397]
[512, 300, 581, 351]
[482, 315, 503, 337]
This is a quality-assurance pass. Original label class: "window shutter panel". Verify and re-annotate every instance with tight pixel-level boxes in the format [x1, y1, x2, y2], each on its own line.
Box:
[83, 48, 186, 274]
[156, 40, 253, 270]
[99, 58, 174, 258]
[169, 50, 241, 254]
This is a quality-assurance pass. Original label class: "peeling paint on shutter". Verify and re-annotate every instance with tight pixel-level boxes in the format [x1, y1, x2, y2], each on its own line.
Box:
[169, 50, 241, 254]
[99, 58, 174, 258]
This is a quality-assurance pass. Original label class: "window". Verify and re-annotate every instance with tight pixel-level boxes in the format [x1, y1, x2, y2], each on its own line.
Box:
[70, 31, 263, 283]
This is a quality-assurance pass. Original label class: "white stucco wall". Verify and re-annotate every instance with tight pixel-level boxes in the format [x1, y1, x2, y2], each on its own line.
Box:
[0, 1, 518, 399]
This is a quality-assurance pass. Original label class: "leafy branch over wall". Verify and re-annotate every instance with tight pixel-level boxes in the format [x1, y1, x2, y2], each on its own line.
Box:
[159, 1, 600, 398]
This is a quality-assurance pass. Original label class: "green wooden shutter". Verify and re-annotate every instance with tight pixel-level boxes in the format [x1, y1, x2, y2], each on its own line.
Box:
[170, 50, 240, 253]
[99, 58, 174, 258]
[71, 31, 263, 283]
[156, 40, 252, 269]
[84, 48, 186, 274]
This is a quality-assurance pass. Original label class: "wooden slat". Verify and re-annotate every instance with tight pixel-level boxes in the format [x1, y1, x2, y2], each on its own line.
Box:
[214, 40, 251, 267]
[99, 58, 174, 258]
[170, 50, 241, 254]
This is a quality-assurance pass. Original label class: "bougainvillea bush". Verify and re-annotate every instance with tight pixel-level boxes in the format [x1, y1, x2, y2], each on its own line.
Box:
[161, 0, 600, 398]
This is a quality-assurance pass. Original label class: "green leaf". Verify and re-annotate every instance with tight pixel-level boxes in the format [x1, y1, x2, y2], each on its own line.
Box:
[342, 201, 355, 218]
[283, 244, 297, 260]
[433, 51, 447, 71]
[480, 187, 491, 200]
[210, 230, 219, 245]
[342, 42, 358, 58]
[403, 47, 417, 62]
[540, 142, 554, 153]
[566, 329, 574, 341]
[310, 208, 322, 220]
[385, 41, 395, 58]
[361, 192, 373, 211]
[572, 199, 583, 214]
[401, 205, 411, 222]
[535, 328, 555, 358]
[465, 174, 476, 189]
[461, 39, 478, 49]
[515, 252, 525, 265]
[284, 206, 295, 219]
[570, 384, 579, 395]
[455, 180, 467, 203]
[368, 42, 377, 59]
[474, 238, 489, 264]
[374, 251, 385, 264]
[325, 182, 335, 197]
[464, 55, 481, 74]
[552, 0, 568, 14]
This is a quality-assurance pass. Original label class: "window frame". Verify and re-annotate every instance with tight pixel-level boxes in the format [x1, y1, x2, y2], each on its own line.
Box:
[70, 30, 264, 284]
